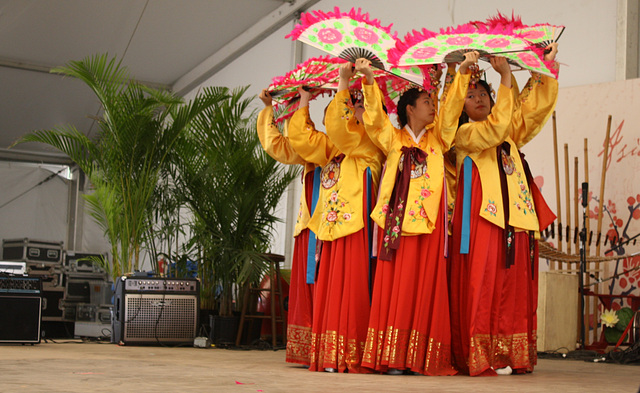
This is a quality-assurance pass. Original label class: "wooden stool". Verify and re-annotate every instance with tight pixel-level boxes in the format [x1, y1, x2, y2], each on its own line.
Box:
[236, 253, 287, 348]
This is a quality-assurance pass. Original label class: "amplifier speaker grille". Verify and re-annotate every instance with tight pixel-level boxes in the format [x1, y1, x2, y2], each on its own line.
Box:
[123, 294, 198, 342]
[0, 296, 42, 343]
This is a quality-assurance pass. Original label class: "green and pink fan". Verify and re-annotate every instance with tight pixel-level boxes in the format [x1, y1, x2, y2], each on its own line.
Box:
[286, 7, 433, 91]
[267, 55, 344, 98]
[267, 56, 344, 123]
[389, 23, 559, 78]
[476, 12, 565, 50]
[468, 12, 563, 77]
[515, 24, 565, 49]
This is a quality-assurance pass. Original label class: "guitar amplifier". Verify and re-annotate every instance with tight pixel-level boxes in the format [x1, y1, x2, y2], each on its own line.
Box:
[0, 276, 42, 343]
[111, 276, 199, 345]
[2, 238, 63, 266]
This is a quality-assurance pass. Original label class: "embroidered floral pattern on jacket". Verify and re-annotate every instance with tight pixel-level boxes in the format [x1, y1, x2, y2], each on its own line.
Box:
[409, 186, 432, 223]
[321, 189, 354, 228]
[485, 200, 497, 216]
[339, 97, 354, 121]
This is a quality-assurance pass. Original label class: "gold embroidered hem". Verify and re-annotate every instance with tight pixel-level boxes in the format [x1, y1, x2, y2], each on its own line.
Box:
[309, 330, 369, 373]
[468, 331, 537, 376]
[286, 324, 312, 365]
[363, 326, 457, 375]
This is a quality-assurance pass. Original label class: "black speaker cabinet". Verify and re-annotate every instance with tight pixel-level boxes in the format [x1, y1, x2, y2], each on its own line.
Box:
[0, 276, 42, 344]
[111, 276, 199, 345]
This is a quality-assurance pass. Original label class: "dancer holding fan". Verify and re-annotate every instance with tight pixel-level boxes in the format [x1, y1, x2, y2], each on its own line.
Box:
[256, 89, 318, 366]
[355, 51, 477, 376]
[287, 63, 384, 373]
[448, 44, 559, 376]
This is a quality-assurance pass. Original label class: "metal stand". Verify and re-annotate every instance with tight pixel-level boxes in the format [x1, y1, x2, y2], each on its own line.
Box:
[579, 182, 589, 348]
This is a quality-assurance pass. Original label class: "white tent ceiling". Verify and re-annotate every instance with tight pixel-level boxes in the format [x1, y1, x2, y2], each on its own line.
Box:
[0, 0, 319, 161]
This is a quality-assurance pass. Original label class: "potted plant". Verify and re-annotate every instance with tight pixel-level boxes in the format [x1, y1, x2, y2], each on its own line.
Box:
[170, 86, 299, 344]
[13, 53, 229, 282]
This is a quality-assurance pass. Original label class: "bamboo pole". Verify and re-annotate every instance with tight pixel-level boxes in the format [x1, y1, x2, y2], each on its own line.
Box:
[564, 144, 571, 258]
[595, 116, 613, 345]
[552, 112, 562, 269]
[596, 116, 612, 256]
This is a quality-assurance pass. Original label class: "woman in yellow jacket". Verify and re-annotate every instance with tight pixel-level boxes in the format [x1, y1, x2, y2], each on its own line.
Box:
[355, 53, 476, 376]
[449, 45, 559, 376]
[287, 63, 384, 373]
[256, 89, 319, 366]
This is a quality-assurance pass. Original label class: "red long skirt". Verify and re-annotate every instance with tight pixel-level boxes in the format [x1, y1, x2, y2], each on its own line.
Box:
[449, 165, 540, 376]
[286, 170, 315, 365]
[308, 227, 373, 373]
[362, 193, 457, 376]
[285, 228, 315, 365]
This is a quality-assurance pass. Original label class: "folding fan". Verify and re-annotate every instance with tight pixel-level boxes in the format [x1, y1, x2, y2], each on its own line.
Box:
[286, 7, 431, 89]
[389, 24, 558, 78]
[265, 56, 344, 122]
[515, 24, 565, 49]
[267, 56, 344, 99]
[473, 12, 565, 49]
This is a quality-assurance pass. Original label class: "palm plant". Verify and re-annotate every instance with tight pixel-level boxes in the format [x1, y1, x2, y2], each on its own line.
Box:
[171, 86, 300, 316]
[13, 54, 229, 281]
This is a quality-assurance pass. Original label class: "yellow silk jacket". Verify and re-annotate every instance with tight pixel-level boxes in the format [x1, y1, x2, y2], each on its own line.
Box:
[362, 70, 470, 235]
[256, 106, 315, 237]
[287, 91, 384, 241]
[454, 73, 558, 231]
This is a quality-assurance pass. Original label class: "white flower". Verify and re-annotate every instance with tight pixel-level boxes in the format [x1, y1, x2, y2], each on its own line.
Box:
[601, 309, 619, 328]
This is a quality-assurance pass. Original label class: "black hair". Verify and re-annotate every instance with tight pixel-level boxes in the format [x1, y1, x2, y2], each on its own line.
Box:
[458, 79, 495, 128]
[397, 88, 425, 128]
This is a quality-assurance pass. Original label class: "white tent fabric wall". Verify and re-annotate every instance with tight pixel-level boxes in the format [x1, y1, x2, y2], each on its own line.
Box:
[0, 161, 110, 259]
[0, 162, 68, 246]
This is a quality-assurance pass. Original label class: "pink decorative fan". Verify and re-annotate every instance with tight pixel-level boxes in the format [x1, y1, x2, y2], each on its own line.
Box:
[267, 56, 344, 98]
[468, 12, 563, 77]
[389, 23, 558, 78]
[286, 7, 433, 90]
[474, 12, 565, 49]
[267, 56, 345, 123]
[515, 24, 565, 49]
